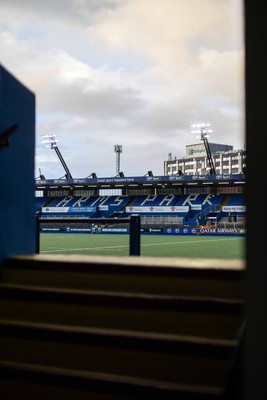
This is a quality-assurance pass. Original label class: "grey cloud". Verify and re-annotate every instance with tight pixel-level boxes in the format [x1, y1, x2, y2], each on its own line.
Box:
[40, 80, 145, 122]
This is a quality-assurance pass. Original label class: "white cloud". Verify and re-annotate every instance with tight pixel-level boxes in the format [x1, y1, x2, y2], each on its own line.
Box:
[0, 0, 244, 178]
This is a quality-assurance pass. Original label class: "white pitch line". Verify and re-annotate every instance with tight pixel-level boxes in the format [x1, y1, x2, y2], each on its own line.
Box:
[40, 237, 238, 253]
[41, 244, 129, 253]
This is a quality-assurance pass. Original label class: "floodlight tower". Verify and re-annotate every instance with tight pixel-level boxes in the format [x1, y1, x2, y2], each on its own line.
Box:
[41, 134, 73, 179]
[114, 144, 122, 176]
[191, 123, 216, 174]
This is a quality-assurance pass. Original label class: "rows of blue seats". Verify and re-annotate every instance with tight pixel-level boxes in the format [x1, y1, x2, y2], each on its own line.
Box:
[36, 194, 245, 219]
[43, 194, 243, 209]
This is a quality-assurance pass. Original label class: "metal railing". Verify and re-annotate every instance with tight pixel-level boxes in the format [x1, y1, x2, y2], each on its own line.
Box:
[36, 215, 141, 256]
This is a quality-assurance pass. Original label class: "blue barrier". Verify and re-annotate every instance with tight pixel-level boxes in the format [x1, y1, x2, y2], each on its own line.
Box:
[36, 215, 141, 256]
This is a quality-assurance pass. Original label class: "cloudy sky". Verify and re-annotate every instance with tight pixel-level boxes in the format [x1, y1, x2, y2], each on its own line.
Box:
[0, 0, 244, 179]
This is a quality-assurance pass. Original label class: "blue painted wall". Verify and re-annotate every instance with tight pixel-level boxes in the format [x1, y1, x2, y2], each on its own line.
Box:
[0, 65, 36, 262]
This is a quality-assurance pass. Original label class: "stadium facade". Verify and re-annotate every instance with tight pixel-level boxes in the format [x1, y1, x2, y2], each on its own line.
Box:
[164, 143, 246, 176]
[35, 139, 246, 235]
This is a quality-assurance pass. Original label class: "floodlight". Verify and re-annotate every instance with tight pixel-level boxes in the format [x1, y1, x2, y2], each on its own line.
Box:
[41, 134, 59, 149]
[191, 123, 213, 138]
[190, 122, 216, 175]
[114, 144, 123, 176]
[41, 134, 73, 179]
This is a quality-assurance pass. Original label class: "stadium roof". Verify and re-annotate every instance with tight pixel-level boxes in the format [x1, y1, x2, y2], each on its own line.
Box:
[35, 173, 245, 191]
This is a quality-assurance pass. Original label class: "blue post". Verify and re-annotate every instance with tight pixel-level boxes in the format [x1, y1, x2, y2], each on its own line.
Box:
[36, 216, 40, 254]
[129, 215, 140, 256]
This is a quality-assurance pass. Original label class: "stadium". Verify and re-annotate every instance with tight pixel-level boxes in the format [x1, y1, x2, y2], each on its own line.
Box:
[36, 132, 246, 258]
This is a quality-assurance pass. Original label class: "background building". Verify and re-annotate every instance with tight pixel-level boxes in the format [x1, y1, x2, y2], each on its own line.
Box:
[164, 143, 246, 176]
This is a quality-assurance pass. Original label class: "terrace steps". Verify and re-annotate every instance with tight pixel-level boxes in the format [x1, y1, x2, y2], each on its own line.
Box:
[0, 254, 245, 399]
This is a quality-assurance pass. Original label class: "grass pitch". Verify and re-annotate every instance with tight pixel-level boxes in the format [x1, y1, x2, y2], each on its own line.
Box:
[40, 233, 245, 260]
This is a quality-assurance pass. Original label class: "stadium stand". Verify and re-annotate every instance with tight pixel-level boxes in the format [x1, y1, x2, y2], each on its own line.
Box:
[37, 193, 246, 230]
